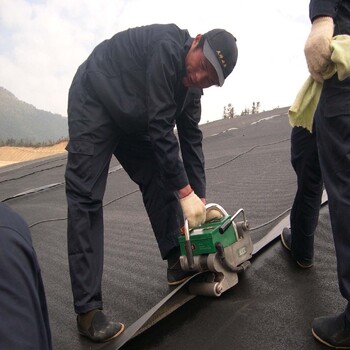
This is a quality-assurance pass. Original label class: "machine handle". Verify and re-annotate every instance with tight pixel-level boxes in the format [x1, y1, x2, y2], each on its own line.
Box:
[219, 219, 233, 234]
[219, 208, 247, 234]
[205, 203, 229, 216]
[184, 219, 194, 269]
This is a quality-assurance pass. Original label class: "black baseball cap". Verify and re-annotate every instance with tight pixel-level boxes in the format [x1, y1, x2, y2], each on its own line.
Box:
[203, 29, 238, 86]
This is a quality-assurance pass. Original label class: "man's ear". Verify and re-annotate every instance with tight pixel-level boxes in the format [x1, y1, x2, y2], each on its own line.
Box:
[192, 34, 202, 48]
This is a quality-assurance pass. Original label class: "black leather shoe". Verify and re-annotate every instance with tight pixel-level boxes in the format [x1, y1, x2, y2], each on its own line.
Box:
[77, 310, 125, 342]
[312, 312, 350, 349]
[281, 227, 313, 268]
[280, 227, 292, 251]
[167, 247, 196, 286]
[167, 259, 196, 286]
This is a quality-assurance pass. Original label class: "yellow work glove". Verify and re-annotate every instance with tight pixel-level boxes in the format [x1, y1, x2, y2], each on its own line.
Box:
[179, 191, 206, 228]
[304, 16, 334, 82]
[206, 208, 224, 222]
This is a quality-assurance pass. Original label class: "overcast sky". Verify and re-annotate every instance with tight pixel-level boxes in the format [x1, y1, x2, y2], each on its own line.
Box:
[0, 0, 311, 123]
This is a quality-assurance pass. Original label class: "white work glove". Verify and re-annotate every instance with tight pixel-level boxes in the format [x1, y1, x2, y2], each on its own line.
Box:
[179, 191, 206, 228]
[304, 16, 334, 82]
[206, 208, 224, 222]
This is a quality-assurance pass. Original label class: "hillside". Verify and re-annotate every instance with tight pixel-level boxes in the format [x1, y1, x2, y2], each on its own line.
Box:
[0, 86, 68, 144]
[0, 141, 67, 167]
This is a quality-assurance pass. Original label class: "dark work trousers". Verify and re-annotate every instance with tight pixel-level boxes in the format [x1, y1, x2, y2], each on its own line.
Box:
[290, 125, 323, 261]
[0, 203, 52, 350]
[65, 72, 183, 314]
[315, 75, 350, 322]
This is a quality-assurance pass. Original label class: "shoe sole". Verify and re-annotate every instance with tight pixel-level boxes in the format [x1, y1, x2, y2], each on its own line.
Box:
[296, 260, 313, 269]
[312, 327, 350, 349]
[167, 275, 192, 286]
[79, 322, 125, 343]
[280, 232, 291, 252]
[104, 323, 125, 343]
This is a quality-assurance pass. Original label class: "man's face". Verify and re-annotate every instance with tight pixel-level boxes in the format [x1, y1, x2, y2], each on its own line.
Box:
[182, 34, 219, 89]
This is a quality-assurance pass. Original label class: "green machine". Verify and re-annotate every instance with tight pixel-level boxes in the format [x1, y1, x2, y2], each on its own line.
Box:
[179, 215, 238, 256]
[178, 204, 253, 297]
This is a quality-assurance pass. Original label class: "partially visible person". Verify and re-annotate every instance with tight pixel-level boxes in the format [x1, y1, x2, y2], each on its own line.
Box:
[303, 0, 350, 348]
[281, 124, 323, 268]
[65, 23, 238, 342]
[0, 202, 52, 350]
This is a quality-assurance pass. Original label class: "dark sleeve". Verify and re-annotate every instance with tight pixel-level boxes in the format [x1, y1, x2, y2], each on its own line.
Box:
[309, 0, 341, 21]
[176, 89, 206, 198]
[0, 203, 52, 350]
[146, 40, 189, 192]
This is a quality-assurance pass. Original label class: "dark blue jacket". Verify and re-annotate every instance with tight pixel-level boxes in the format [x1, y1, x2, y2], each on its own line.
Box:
[80, 24, 205, 197]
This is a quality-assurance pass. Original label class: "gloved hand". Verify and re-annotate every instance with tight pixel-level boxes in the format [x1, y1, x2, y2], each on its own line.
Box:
[179, 191, 206, 228]
[206, 208, 224, 222]
[304, 16, 334, 82]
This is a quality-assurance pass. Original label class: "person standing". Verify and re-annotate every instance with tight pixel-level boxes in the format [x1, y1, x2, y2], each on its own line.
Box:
[303, 0, 350, 348]
[65, 23, 238, 342]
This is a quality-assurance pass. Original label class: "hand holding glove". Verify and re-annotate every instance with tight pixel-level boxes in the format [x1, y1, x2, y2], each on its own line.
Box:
[304, 16, 334, 82]
[178, 186, 206, 228]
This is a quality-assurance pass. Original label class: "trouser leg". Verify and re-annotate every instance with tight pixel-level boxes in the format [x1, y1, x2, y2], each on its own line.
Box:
[65, 76, 118, 314]
[290, 126, 323, 261]
[315, 104, 350, 321]
[66, 152, 111, 314]
[114, 138, 183, 259]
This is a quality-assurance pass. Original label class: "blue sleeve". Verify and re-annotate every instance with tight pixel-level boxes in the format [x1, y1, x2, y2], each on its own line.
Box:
[146, 39, 189, 192]
[177, 88, 206, 198]
[309, 0, 342, 21]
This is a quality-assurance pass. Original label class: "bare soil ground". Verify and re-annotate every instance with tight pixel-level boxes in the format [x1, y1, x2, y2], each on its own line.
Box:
[0, 141, 67, 167]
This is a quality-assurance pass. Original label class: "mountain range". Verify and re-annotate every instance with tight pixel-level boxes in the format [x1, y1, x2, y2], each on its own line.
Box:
[0, 86, 68, 145]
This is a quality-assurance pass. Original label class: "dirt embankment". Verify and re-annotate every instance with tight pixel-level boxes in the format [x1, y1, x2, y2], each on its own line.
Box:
[0, 141, 68, 167]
